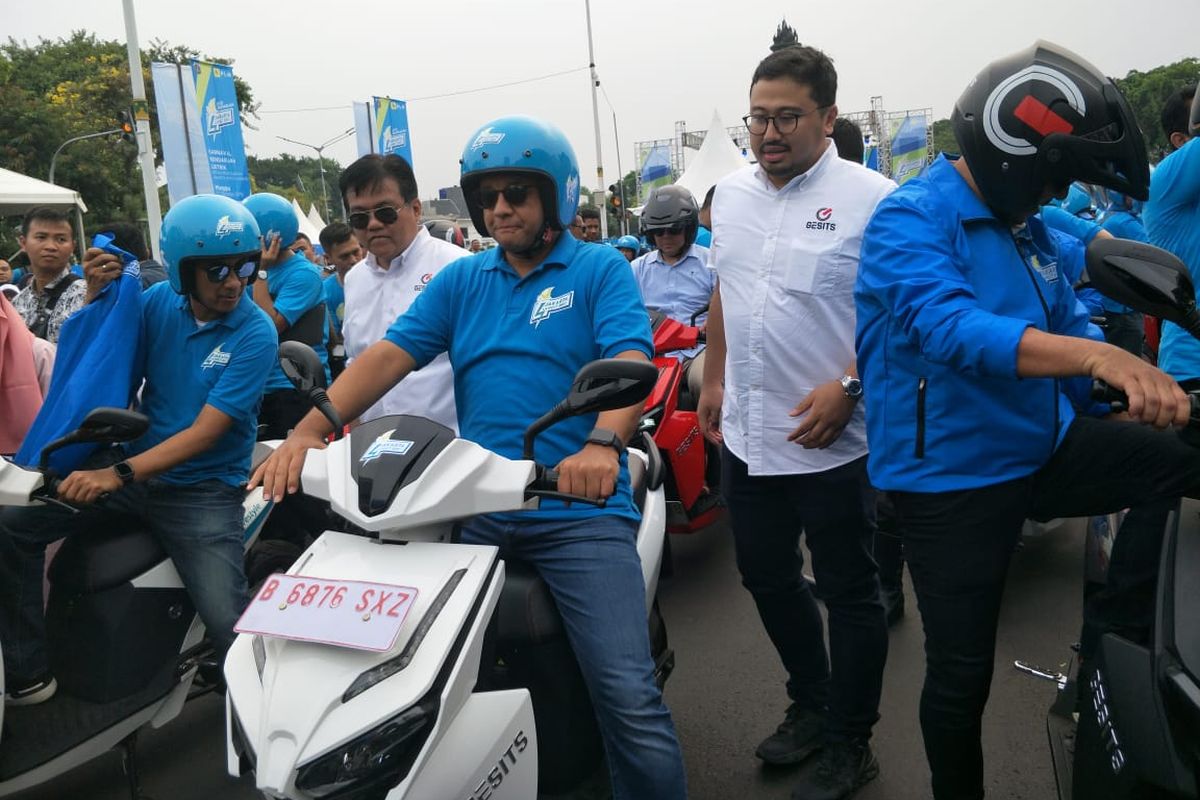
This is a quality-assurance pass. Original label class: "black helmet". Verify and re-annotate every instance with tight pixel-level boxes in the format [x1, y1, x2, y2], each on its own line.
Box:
[423, 219, 465, 248]
[641, 185, 699, 248]
[952, 41, 1148, 222]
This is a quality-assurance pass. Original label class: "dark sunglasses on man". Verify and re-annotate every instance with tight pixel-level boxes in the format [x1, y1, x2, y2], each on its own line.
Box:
[648, 225, 685, 237]
[197, 256, 258, 284]
[472, 184, 534, 210]
[347, 205, 404, 230]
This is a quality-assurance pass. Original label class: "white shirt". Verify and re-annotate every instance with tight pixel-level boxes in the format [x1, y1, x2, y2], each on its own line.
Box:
[342, 227, 463, 430]
[711, 141, 894, 475]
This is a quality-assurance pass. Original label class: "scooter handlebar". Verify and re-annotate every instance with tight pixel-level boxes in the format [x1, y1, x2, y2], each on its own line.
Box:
[1091, 380, 1200, 422]
[525, 465, 607, 507]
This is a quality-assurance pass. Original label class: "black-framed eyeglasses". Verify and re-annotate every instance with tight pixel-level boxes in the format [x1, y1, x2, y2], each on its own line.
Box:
[648, 225, 685, 237]
[472, 184, 533, 210]
[743, 108, 827, 135]
[347, 205, 404, 230]
[201, 257, 257, 284]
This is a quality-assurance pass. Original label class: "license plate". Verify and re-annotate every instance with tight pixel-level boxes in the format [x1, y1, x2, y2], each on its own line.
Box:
[235, 574, 418, 652]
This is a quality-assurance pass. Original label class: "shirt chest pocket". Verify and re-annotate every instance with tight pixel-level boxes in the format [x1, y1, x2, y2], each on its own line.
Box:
[782, 240, 847, 296]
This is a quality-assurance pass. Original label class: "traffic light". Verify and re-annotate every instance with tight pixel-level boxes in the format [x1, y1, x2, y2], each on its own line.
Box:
[117, 110, 136, 145]
[608, 183, 622, 211]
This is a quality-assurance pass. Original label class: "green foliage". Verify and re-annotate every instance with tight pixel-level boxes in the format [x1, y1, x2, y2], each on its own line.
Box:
[931, 118, 957, 156]
[247, 153, 344, 222]
[1115, 58, 1199, 160]
[0, 30, 257, 256]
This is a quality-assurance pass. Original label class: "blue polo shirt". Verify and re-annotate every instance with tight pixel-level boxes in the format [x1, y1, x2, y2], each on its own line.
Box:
[385, 233, 653, 522]
[264, 252, 328, 391]
[1147, 138, 1200, 381]
[323, 274, 346, 335]
[129, 282, 277, 486]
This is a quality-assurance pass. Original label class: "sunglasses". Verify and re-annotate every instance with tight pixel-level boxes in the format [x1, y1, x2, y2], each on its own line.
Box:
[473, 184, 533, 210]
[202, 258, 258, 284]
[347, 205, 404, 230]
[648, 225, 685, 237]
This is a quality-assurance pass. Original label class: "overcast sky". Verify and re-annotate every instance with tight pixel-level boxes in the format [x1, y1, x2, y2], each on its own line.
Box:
[7, 0, 1200, 206]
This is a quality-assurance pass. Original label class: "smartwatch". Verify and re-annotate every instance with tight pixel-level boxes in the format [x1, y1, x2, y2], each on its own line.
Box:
[112, 461, 136, 485]
[840, 375, 864, 399]
[584, 427, 626, 456]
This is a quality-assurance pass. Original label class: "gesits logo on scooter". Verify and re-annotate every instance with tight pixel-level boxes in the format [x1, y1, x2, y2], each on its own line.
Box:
[806, 207, 836, 231]
[466, 730, 529, 800]
[359, 433, 415, 465]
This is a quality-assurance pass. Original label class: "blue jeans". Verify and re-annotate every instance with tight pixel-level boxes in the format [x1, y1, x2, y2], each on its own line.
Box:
[0, 450, 248, 680]
[462, 514, 686, 800]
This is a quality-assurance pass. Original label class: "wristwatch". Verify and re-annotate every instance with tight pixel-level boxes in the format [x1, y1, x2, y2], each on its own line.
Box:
[584, 427, 626, 456]
[112, 461, 136, 485]
[840, 375, 864, 399]
[257, 269, 269, 282]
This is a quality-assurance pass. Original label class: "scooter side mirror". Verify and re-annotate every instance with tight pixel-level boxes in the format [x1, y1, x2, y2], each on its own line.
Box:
[522, 358, 659, 460]
[279, 341, 327, 392]
[37, 408, 150, 471]
[1084, 238, 1200, 337]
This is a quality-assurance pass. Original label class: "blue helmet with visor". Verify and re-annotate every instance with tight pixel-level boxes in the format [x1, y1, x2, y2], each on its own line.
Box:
[160, 194, 261, 295]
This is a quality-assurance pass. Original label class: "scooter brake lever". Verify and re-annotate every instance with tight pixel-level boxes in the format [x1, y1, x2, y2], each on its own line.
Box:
[1014, 660, 1068, 690]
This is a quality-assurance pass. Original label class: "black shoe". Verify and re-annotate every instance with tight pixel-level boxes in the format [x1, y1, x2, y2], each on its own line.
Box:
[790, 739, 879, 800]
[5, 673, 57, 706]
[755, 703, 826, 765]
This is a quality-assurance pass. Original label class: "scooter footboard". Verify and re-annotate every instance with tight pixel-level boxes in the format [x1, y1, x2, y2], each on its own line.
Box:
[399, 689, 536, 800]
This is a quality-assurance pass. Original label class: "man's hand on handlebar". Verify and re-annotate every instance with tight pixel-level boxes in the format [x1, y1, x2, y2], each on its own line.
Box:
[1085, 346, 1190, 429]
[555, 443, 619, 501]
[248, 430, 328, 503]
[57, 467, 122, 505]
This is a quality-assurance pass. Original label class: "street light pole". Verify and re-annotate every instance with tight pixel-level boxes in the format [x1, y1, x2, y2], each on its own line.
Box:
[277, 128, 354, 223]
[122, 0, 164, 261]
[49, 129, 123, 185]
[584, 0, 608, 239]
[611, 111, 626, 236]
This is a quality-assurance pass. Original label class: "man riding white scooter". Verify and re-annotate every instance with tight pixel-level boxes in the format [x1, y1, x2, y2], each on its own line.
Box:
[253, 114, 687, 799]
[0, 194, 277, 705]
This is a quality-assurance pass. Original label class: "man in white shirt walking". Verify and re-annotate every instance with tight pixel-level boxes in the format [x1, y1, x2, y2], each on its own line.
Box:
[697, 46, 894, 800]
[338, 154, 460, 430]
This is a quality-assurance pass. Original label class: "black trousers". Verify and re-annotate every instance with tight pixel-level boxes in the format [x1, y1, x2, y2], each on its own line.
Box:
[891, 416, 1200, 800]
[722, 448, 888, 740]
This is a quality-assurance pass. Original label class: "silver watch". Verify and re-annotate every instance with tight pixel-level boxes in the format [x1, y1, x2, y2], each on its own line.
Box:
[840, 375, 863, 399]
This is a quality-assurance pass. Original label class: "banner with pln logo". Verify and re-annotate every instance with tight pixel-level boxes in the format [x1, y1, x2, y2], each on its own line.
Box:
[192, 60, 252, 199]
[351, 97, 415, 169]
[152, 60, 251, 203]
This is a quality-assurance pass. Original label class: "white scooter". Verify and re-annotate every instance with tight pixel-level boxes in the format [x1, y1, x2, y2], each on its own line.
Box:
[224, 346, 673, 799]
[0, 408, 274, 799]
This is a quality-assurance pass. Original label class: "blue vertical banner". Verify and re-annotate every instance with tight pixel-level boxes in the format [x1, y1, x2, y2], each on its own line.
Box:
[372, 97, 415, 168]
[192, 60, 252, 199]
[888, 115, 929, 186]
[151, 62, 214, 204]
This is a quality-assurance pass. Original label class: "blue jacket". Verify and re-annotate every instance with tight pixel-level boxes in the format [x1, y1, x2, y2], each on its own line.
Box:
[855, 156, 1095, 492]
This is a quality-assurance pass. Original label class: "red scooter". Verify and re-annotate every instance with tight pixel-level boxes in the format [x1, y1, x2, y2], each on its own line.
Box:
[642, 310, 724, 535]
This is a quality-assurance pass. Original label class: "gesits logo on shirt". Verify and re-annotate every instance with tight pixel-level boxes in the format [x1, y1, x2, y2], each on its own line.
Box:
[806, 207, 837, 232]
[530, 286, 575, 328]
[202, 343, 232, 370]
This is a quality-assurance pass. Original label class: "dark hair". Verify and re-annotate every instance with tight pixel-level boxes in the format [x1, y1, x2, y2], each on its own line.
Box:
[94, 221, 148, 260]
[579, 206, 601, 222]
[1161, 84, 1197, 144]
[21, 207, 74, 237]
[750, 46, 837, 108]
[319, 221, 354, 253]
[701, 185, 716, 210]
[294, 231, 311, 244]
[338, 153, 419, 206]
[831, 117, 865, 164]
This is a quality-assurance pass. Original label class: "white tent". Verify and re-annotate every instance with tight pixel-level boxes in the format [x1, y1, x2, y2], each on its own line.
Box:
[673, 110, 752, 202]
[0, 167, 89, 259]
[291, 198, 322, 245]
[306, 204, 327, 236]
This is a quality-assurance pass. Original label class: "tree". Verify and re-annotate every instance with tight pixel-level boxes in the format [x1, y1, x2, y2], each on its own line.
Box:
[247, 153, 344, 222]
[1115, 58, 1199, 161]
[0, 31, 257, 257]
[931, 118, 956, 157]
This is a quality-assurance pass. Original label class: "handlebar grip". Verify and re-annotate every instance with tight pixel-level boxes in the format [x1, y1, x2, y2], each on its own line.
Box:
[42, 476, 62, 497]
[1091, 380, 1127, 406]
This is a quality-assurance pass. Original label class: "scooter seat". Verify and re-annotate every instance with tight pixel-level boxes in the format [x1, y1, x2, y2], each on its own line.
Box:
[49, 525, 166, 594]
[496, 561, 563, 645]
[629, 453, 647, 515]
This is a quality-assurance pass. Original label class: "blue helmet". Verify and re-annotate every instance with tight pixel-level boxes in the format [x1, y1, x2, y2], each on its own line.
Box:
[459, 115, 580, 237]
[615, 235, 640, 252]
[160, 194, 261, 295]
[243, 192, 300, 248]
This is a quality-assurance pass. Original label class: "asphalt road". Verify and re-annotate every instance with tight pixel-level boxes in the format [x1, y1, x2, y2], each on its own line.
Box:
[14, 518, 1084, 800]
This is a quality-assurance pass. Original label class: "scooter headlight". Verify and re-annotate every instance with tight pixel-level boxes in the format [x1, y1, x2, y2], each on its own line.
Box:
[294, 698, 438, 799]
